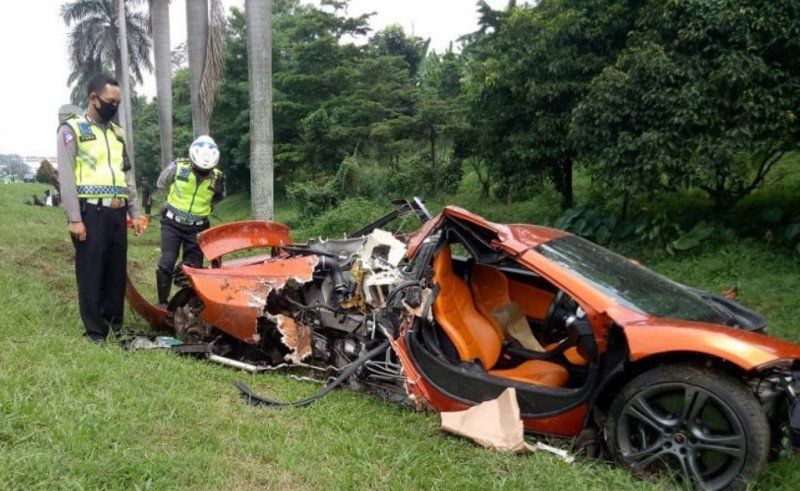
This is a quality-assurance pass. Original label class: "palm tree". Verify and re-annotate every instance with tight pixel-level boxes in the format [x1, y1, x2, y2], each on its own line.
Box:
[149, 0, 173, 167]
[116, 0, 136, 170]
[186, 0, 208, 135]
[62, 0, 152, 101]
[245, 0, 274, 220]
[66, 54, 106, 106]
[186, 0, 225, 137]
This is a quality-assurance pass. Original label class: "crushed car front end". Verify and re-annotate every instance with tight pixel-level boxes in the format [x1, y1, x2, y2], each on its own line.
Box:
[754, 360, 800, 453]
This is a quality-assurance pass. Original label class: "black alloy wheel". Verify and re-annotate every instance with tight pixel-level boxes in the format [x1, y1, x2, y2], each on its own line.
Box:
[606, 364, 770, 490]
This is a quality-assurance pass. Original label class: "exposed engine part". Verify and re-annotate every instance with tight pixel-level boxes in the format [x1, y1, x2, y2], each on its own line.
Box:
[363, 345, 404, 383]
[221, 228, 412, 399]
[343, 337, 360, 356]
[360, 229, 407, 270]
[208, 354, 268, 373]
[364, 270, 403, 307]
[172, 293, 214, 344]
[318, 256, 352, 304]
[304, 236, 366, 264]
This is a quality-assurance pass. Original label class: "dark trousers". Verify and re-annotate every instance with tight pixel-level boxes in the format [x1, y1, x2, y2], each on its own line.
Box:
[72, 204, 128, 339]
[157, 219, 206, 277]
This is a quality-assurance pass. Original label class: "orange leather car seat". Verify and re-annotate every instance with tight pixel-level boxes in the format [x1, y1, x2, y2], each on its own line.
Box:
[471, 264, 588, 367]
[431, 246, 569, 387]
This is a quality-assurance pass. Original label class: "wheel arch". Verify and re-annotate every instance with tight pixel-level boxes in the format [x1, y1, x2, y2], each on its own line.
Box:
[593, 351, 751, 416]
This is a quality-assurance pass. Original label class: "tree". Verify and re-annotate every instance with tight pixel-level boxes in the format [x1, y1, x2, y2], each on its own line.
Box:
[371, 24, 430, 78]
[131, 95, 162, 181]
[246, 0, 274, 220]
[36, 159, 58, 185]
[186, 0, 226, 136]
[61, 0, 152, 106]
[572, 0, 800, 210]
[117, 0, 136, 171]
[462, 0, 643, 209]
[416, 49, 466, 168]
[149, 0, 174, 168]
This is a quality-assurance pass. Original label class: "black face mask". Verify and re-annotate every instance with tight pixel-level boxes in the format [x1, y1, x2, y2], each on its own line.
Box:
[93, 97, 119, 123]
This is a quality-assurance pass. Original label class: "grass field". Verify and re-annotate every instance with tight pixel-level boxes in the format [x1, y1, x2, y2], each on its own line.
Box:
[0, 183, 798, 489]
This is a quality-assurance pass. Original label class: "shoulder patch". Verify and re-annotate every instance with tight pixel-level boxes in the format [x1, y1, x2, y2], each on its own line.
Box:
[176, 165, 191, 182]
[62, 129, 75, 146]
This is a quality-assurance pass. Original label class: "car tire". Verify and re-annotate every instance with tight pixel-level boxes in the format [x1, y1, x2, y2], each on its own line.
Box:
[605, 364, 770, 490]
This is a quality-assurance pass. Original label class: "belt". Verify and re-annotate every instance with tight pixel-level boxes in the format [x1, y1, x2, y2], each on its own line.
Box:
[165, 210, 207, 226]
[82, 197, 127, 209]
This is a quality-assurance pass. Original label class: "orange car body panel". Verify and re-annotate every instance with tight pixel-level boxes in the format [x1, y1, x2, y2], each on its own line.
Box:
[197, 221, 292, 262]
[623, 319, 800, 370]
[125, 273, 170, 330]
[184, 255, 319, 344]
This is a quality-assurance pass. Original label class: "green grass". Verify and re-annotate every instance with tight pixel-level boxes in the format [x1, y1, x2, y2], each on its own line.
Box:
[0, 183, 798, 489]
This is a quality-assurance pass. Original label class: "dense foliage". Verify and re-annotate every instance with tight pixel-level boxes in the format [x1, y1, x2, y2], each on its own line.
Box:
[572, 0, 800, 210]
[129, 0, 799, 251]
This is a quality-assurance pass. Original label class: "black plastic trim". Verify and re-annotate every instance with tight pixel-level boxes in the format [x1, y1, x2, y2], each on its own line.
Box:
[405, 327, 599, 419]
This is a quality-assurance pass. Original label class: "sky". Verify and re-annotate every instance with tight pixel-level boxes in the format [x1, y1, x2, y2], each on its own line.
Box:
[0, 0, 510, 160]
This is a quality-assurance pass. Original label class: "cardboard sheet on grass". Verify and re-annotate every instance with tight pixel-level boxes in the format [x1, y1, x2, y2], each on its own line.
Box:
[440, 388, 574, 462]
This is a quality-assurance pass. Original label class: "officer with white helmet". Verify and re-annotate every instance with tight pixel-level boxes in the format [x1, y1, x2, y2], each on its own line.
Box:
[155, 135, 226, 306]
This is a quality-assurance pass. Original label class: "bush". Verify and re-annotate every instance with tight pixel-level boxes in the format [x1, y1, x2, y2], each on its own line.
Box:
[286, 157, 361, 219]
[298, 198, 394, 240]
[554, 204, 734, 254]
[386, 153, 463, 197]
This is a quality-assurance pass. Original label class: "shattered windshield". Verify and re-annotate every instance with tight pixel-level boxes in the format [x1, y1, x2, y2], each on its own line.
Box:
[536, 236, 727, 323]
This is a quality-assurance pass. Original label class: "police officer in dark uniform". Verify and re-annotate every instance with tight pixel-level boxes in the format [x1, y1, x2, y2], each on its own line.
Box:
[155, 135, 225, 306]
[56, 74, 145, 343]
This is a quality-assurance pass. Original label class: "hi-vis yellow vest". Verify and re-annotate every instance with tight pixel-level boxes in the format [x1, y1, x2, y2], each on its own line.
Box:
[64, 115, 129, 198]
[166, 159, 220, 220]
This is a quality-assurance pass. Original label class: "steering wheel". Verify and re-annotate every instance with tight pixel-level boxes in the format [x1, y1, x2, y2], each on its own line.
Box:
[542, 290, 574, 342]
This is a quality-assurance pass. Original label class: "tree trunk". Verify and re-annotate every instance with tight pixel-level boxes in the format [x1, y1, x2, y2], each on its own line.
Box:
[560, 159, 573, 210]
[429, 127, 436, 167]
[116, 0, 136, 171]
[186, 0, 209, 136]
[150, 0, 173, 168]
[246, 0, 274, 220]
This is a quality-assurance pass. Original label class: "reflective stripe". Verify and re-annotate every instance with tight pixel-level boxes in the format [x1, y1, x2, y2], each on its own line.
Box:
[76, 149, 99, 170]
[165, 203, 206, 223]
[76, 185, 130, 197]
[64, 115, 126, 198]
[166, 161, 218, 218]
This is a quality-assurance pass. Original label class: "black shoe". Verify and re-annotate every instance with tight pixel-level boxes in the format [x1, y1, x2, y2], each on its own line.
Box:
[86, 333, 106, 345]
[156, 270, 173, 305]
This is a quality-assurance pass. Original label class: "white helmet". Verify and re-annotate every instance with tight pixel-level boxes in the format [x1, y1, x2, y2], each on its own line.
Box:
[189, 135, 220, 170]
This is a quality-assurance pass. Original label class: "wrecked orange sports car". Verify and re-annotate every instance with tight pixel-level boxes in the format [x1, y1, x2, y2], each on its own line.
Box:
[129, 198, 800, 490]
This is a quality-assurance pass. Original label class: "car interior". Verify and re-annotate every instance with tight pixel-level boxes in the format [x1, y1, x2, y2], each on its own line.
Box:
[417, 229, 598, 391]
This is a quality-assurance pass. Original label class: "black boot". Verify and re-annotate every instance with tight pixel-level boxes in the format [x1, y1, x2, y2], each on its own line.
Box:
[156, 270, 172, 308]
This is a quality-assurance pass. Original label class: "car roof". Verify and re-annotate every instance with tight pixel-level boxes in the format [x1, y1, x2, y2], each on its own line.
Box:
[441, 205, 569, 250]
[406, 205, 571, 258]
